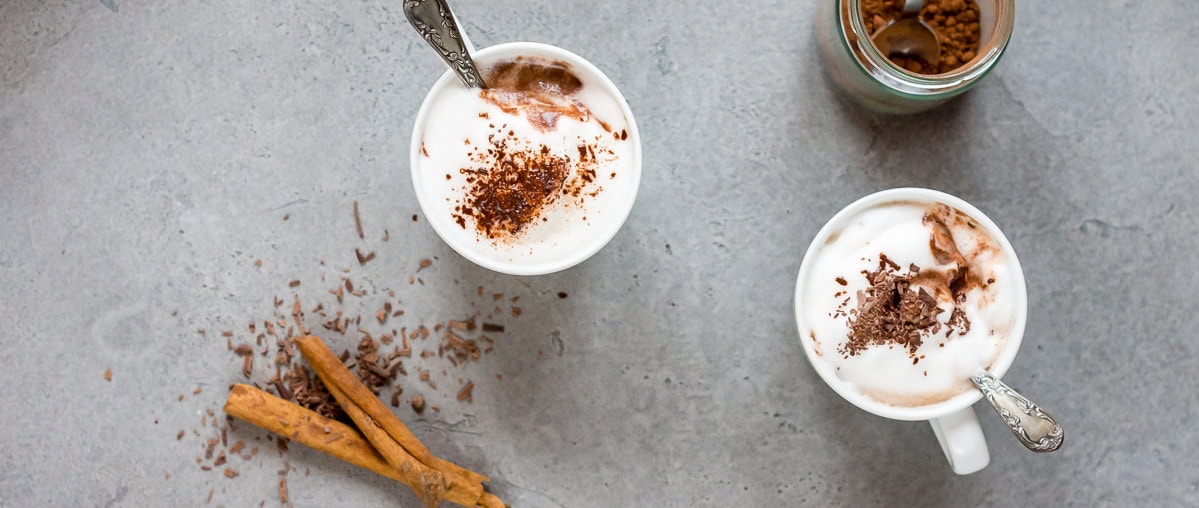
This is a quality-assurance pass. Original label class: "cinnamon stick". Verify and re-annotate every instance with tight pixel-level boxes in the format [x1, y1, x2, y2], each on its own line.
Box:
[321, 379, 447, 508]
[294, 336, 487, 500]
[476, 493, 505, 508]
[224, 385, 503, 508]
[224, 384, 407, 483]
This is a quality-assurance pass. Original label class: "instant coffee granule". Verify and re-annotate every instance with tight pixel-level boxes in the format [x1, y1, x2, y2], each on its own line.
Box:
[861, 0, 981, 74]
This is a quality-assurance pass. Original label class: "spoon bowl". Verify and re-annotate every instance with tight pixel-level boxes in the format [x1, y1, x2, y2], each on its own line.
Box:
[872, 16, 942, 70]
[870, 0, 941, 72]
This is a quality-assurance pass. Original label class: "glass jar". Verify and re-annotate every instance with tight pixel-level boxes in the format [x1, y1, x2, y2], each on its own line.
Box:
[815, 0, 1015, 114]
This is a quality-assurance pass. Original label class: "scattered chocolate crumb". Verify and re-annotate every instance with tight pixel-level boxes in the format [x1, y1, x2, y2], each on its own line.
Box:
[104, 369, 112, 382]
[255, 259, 262, 267]
[482, 323, 504, 333]
[835, 277, 848, 286]
[353, 201, 364, 239]
[390, 390, 402, 407]
[288, 280, 301, 288]
[557, 292, 568, 299]
[431, 405, 440, 413]
[279, 478, 289, 504]
[412, 214, 419, 222]
[177, 430, 185, 440]
[207, 487, 214, 503]
[456, 381, 474, 402]
[355, 249, 376, 265]
[411, 395, 425, 413]
[193, 387, 202, 395]
[229, 441, 246, 454]
[224, 468, 238, 478]
[382, 229, 390, 241]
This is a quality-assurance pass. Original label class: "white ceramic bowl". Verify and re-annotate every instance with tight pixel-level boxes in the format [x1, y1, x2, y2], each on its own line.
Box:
[410, 42, 642, 276]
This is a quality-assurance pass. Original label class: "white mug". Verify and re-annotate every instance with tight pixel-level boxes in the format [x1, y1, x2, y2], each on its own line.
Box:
[793, 188, 1028, 474]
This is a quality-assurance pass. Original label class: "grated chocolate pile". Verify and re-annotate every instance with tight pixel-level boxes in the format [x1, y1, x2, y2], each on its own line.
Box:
[839, 256, 944, 358]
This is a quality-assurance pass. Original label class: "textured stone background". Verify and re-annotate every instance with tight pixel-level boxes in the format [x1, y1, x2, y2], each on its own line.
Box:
[1, 1, 1196, 506]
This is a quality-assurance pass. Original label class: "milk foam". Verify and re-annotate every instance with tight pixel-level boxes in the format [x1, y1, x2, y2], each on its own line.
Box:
[802, 201, 1017, 407]
[414, 58, 636, 271]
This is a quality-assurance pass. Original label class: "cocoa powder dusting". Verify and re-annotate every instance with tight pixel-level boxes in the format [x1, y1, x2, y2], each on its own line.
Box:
[454, 139, 570, 238]
[450, 127, 613, 240]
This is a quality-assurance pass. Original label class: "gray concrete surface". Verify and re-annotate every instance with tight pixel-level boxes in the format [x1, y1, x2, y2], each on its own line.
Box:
[2, 1, 1197, 506]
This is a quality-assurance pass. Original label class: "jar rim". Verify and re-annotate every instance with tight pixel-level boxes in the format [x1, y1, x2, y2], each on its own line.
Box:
[840, 0, 1015, 98]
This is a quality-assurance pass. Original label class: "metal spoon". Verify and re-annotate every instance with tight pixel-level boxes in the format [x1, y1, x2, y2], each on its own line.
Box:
[971, 371, 1064, 452]
[871, 0, 941, 68]
[402, 0, 487, 88]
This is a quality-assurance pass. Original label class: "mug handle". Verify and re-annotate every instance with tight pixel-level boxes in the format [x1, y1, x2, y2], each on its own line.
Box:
[928, 407, 990, 475]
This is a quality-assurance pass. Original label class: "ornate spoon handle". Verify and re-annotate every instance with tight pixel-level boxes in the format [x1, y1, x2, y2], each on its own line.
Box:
[402, 0, 486, 88]
[971, 371, 1064, 453]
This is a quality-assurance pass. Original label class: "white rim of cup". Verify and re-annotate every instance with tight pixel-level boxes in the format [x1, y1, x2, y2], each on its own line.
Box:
[409, 42, 643, 276]
[793, 188, 1028, 421]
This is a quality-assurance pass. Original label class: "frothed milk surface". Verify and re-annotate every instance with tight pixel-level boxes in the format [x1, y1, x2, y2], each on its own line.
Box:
[801, 201, 1018, 407]
[414, 56, 636, 271]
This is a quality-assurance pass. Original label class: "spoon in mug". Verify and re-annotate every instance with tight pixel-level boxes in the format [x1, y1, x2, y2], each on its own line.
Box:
[403, 0, 487, 88]
[971, 371, 1064, 452]
[871, 0, 941, 69]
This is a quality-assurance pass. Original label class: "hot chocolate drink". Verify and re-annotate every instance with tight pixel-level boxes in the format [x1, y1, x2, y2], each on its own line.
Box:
[412, 49, 638, 274]
[799, 200, 1019, 407]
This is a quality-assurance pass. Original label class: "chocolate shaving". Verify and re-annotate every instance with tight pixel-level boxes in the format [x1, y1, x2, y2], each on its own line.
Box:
[840, 259, 943, 358]
[353, 201, 364, 239]
[456, 381, 474, 403]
